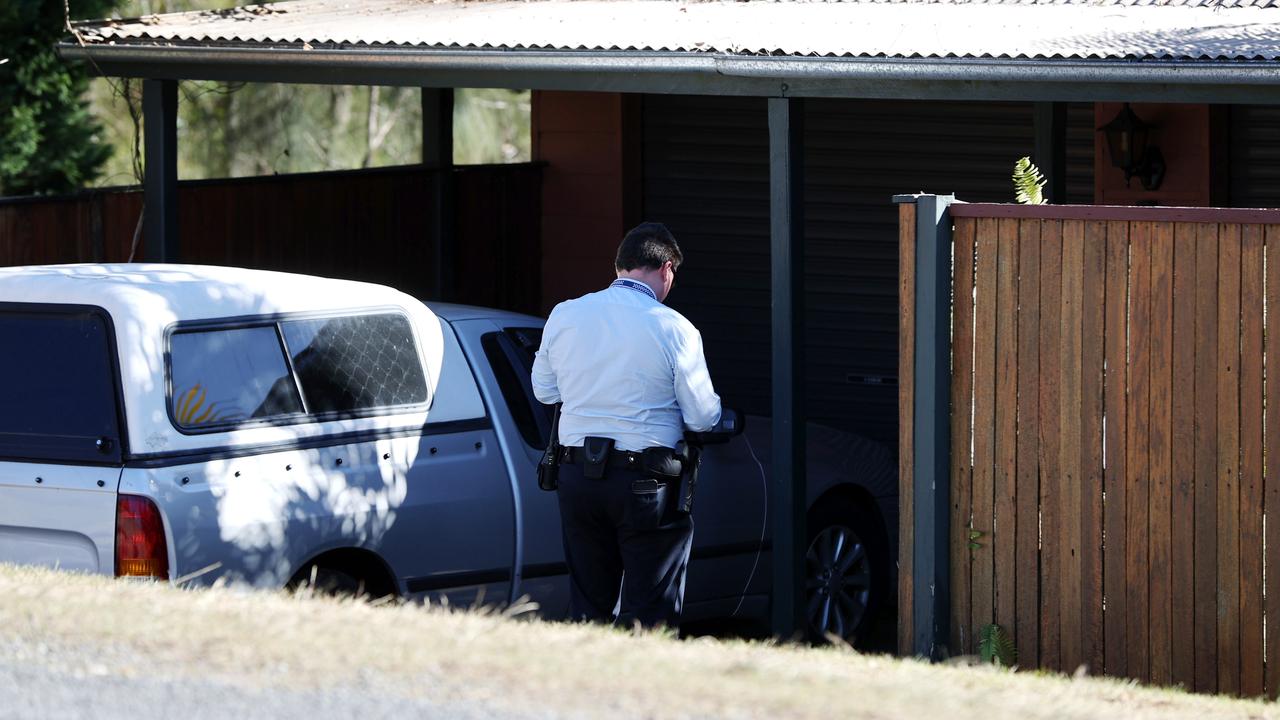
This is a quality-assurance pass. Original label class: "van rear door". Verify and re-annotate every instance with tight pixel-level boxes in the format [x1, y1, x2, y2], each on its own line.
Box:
[0, 306, 125, 575]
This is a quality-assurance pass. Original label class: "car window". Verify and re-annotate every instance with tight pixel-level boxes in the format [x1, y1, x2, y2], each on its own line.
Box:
[0, 309, 122, 463]
[481, 328, 552, 449]
[280, 313, 429, 415]
[170, 326, 304, 429]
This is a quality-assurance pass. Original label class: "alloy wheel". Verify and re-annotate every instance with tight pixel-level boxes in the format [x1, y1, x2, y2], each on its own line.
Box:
[804, 524, 872, 641]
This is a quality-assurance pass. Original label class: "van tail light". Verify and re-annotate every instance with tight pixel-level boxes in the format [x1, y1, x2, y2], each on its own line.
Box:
[115, 494, 169, 579]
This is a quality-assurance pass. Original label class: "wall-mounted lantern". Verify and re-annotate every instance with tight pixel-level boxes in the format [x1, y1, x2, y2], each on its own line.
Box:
[1099, 103, 1165, 191]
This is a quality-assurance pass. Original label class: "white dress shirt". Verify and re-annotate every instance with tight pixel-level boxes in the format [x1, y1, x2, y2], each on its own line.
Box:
[532, 278, 722, 451]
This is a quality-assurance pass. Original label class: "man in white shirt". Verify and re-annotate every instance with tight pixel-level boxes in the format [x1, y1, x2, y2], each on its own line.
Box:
[532, 222, 721, 628]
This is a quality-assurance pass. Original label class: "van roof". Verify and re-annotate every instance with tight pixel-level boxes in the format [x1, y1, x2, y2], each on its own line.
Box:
[0, 264, 414, 324]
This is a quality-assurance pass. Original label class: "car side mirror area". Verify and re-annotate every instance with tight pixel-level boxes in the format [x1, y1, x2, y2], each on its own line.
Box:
[685, 408, 745, 445]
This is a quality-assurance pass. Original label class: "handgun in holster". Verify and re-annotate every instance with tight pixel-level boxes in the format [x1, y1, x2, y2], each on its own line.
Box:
[674, 440, 702, 515]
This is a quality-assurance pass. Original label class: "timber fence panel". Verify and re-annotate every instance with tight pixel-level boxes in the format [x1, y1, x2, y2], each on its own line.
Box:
[1102, 219, 1129, 678]
[1239, 224, 1264, 698]
[951, 217, 977, 656]
[1170, 222, 1198, 691]
[971, 217, 999, 647]
[1059, 219, 1085, 675]
[1014, 217, 1041, 669]
[1079, 222, 1107, 676]
[1266, 225, 1280, 699]
[1038, 218, 1064, 671]
[994, 218, 1020, 651]
[1217, 224, 1243, 696]
[931, 203, 1280, 698]
[898, 201, 916, 657]
[1147, 221, 1174, 687]
[1193, 223, 1219, 694]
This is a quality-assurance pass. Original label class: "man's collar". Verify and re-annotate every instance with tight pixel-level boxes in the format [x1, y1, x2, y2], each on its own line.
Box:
[610, 277, 658, 301]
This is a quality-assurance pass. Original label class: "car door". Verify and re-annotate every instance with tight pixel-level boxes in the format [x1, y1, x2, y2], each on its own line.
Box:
[451, 319, 570, 616]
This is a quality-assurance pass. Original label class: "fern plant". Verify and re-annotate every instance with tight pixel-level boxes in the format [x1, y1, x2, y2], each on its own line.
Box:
[978, 623, 1017, 667]
[1013, 156, 1048, 205]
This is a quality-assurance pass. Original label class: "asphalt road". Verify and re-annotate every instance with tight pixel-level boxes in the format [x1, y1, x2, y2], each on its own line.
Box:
[0, 638, 565, 720]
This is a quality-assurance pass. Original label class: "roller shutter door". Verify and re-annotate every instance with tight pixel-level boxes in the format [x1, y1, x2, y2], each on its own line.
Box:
[1230, 105, 1280, 209]
[643, 96, 1090, 449]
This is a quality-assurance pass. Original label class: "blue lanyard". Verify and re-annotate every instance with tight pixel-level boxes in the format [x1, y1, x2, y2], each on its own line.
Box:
[610, 278, 657, 301]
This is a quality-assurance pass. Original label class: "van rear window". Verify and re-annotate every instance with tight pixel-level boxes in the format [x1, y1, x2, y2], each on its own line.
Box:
[0, 309, 122, 463]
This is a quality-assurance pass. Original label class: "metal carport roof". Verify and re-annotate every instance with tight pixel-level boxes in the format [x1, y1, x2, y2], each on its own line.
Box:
[59, 0, 1280, 103]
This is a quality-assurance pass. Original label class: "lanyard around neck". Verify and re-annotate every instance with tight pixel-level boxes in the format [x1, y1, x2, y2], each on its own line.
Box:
[610, 278, 658, 301]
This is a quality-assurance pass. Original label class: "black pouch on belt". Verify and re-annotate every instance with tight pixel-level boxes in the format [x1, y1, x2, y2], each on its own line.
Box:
[581, 436, 615, 479]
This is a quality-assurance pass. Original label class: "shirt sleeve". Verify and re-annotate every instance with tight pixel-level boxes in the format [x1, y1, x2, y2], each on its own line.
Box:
[531, 316, 561, 404]
[672, 322, 722, 432]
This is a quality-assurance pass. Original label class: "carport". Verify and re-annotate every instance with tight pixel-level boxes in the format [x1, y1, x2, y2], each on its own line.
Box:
[59, 0, 1280, 649]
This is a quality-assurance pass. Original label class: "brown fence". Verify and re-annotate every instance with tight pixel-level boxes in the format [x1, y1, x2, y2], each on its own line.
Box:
[900, 200, 1280, 697]
[0, 163, 543, 315]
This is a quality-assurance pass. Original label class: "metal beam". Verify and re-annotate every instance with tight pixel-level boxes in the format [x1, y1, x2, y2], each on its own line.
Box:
[142, 78, 178, 262]
[422, 88, 455, 301]
[59, 44, 1280, 105]
[768, 96, 806, 640]
[1033, 102, 1068, 203]
[909, 193, 955, 660]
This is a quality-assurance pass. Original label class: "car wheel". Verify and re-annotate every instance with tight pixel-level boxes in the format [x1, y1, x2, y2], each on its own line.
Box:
[805, 498, 889, 646]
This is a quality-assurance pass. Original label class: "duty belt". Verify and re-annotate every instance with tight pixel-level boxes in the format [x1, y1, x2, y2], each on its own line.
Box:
[560, 445, 645, 470]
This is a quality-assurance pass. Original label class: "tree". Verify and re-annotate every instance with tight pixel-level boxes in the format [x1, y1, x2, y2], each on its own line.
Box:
[0, 0, 120, 196]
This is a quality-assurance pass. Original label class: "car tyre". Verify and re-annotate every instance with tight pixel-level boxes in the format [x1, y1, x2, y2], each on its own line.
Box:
[804, 497, 890, 647]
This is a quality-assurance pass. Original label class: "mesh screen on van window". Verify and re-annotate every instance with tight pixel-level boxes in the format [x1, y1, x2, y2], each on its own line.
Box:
[281, 313, 428, 414]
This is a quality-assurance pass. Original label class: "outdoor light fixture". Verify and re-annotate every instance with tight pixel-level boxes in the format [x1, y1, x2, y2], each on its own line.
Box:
[1099, 103, 1165, 191]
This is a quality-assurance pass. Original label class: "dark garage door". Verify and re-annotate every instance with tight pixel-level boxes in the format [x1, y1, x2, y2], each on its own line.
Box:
[643, 96, 1093, 449]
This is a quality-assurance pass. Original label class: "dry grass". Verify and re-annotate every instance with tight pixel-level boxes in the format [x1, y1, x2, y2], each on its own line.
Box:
[1, 563, 1276, 719]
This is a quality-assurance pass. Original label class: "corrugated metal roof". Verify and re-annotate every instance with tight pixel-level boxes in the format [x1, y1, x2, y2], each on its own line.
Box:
[71, 0, 1280, 62]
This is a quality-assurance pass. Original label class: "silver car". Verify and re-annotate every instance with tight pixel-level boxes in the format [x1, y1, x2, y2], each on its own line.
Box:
[0, 264, 896, 644]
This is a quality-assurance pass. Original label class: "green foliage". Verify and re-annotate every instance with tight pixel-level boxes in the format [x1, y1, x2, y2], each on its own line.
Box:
[79, 1, 530, 185]
[1012, 156, 1048, 206]
[0, 0, 121, 195]
[978, 623, 1017, 667]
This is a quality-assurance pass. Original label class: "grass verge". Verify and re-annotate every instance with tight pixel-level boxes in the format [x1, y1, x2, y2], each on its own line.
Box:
[0, 564, 1275, 719]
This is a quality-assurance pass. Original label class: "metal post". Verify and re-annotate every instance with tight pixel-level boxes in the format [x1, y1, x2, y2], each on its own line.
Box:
[1033, 102, 1067, 203]
[142, 79, 178, 262]
[909, 193, 955, 659]
[423, 87, 455, 300]
[768, 96, 806, 639]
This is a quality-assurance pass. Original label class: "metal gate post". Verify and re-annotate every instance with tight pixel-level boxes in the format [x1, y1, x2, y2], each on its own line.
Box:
[894, 193, 955, 659]
[768, 95, 807, 639]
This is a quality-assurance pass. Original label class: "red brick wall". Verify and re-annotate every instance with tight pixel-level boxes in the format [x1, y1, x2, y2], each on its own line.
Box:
[532, 91, 637, 312]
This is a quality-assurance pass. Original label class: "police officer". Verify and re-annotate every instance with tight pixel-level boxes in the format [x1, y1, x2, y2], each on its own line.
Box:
[531, 222, 722, 628]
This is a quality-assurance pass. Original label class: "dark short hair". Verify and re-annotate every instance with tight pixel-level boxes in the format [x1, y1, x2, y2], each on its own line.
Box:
[615, 222, 683, 272]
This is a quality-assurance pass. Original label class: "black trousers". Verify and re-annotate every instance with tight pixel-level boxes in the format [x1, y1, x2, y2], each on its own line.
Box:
[555, 460, 694, 628]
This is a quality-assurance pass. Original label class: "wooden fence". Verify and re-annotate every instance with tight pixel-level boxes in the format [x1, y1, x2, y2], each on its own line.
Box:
[900, 199, 1280, 697]
[0, 163, 543, 315]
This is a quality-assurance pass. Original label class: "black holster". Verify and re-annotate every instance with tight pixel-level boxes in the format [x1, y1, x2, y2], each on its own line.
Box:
[673, 441, 702, 515]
